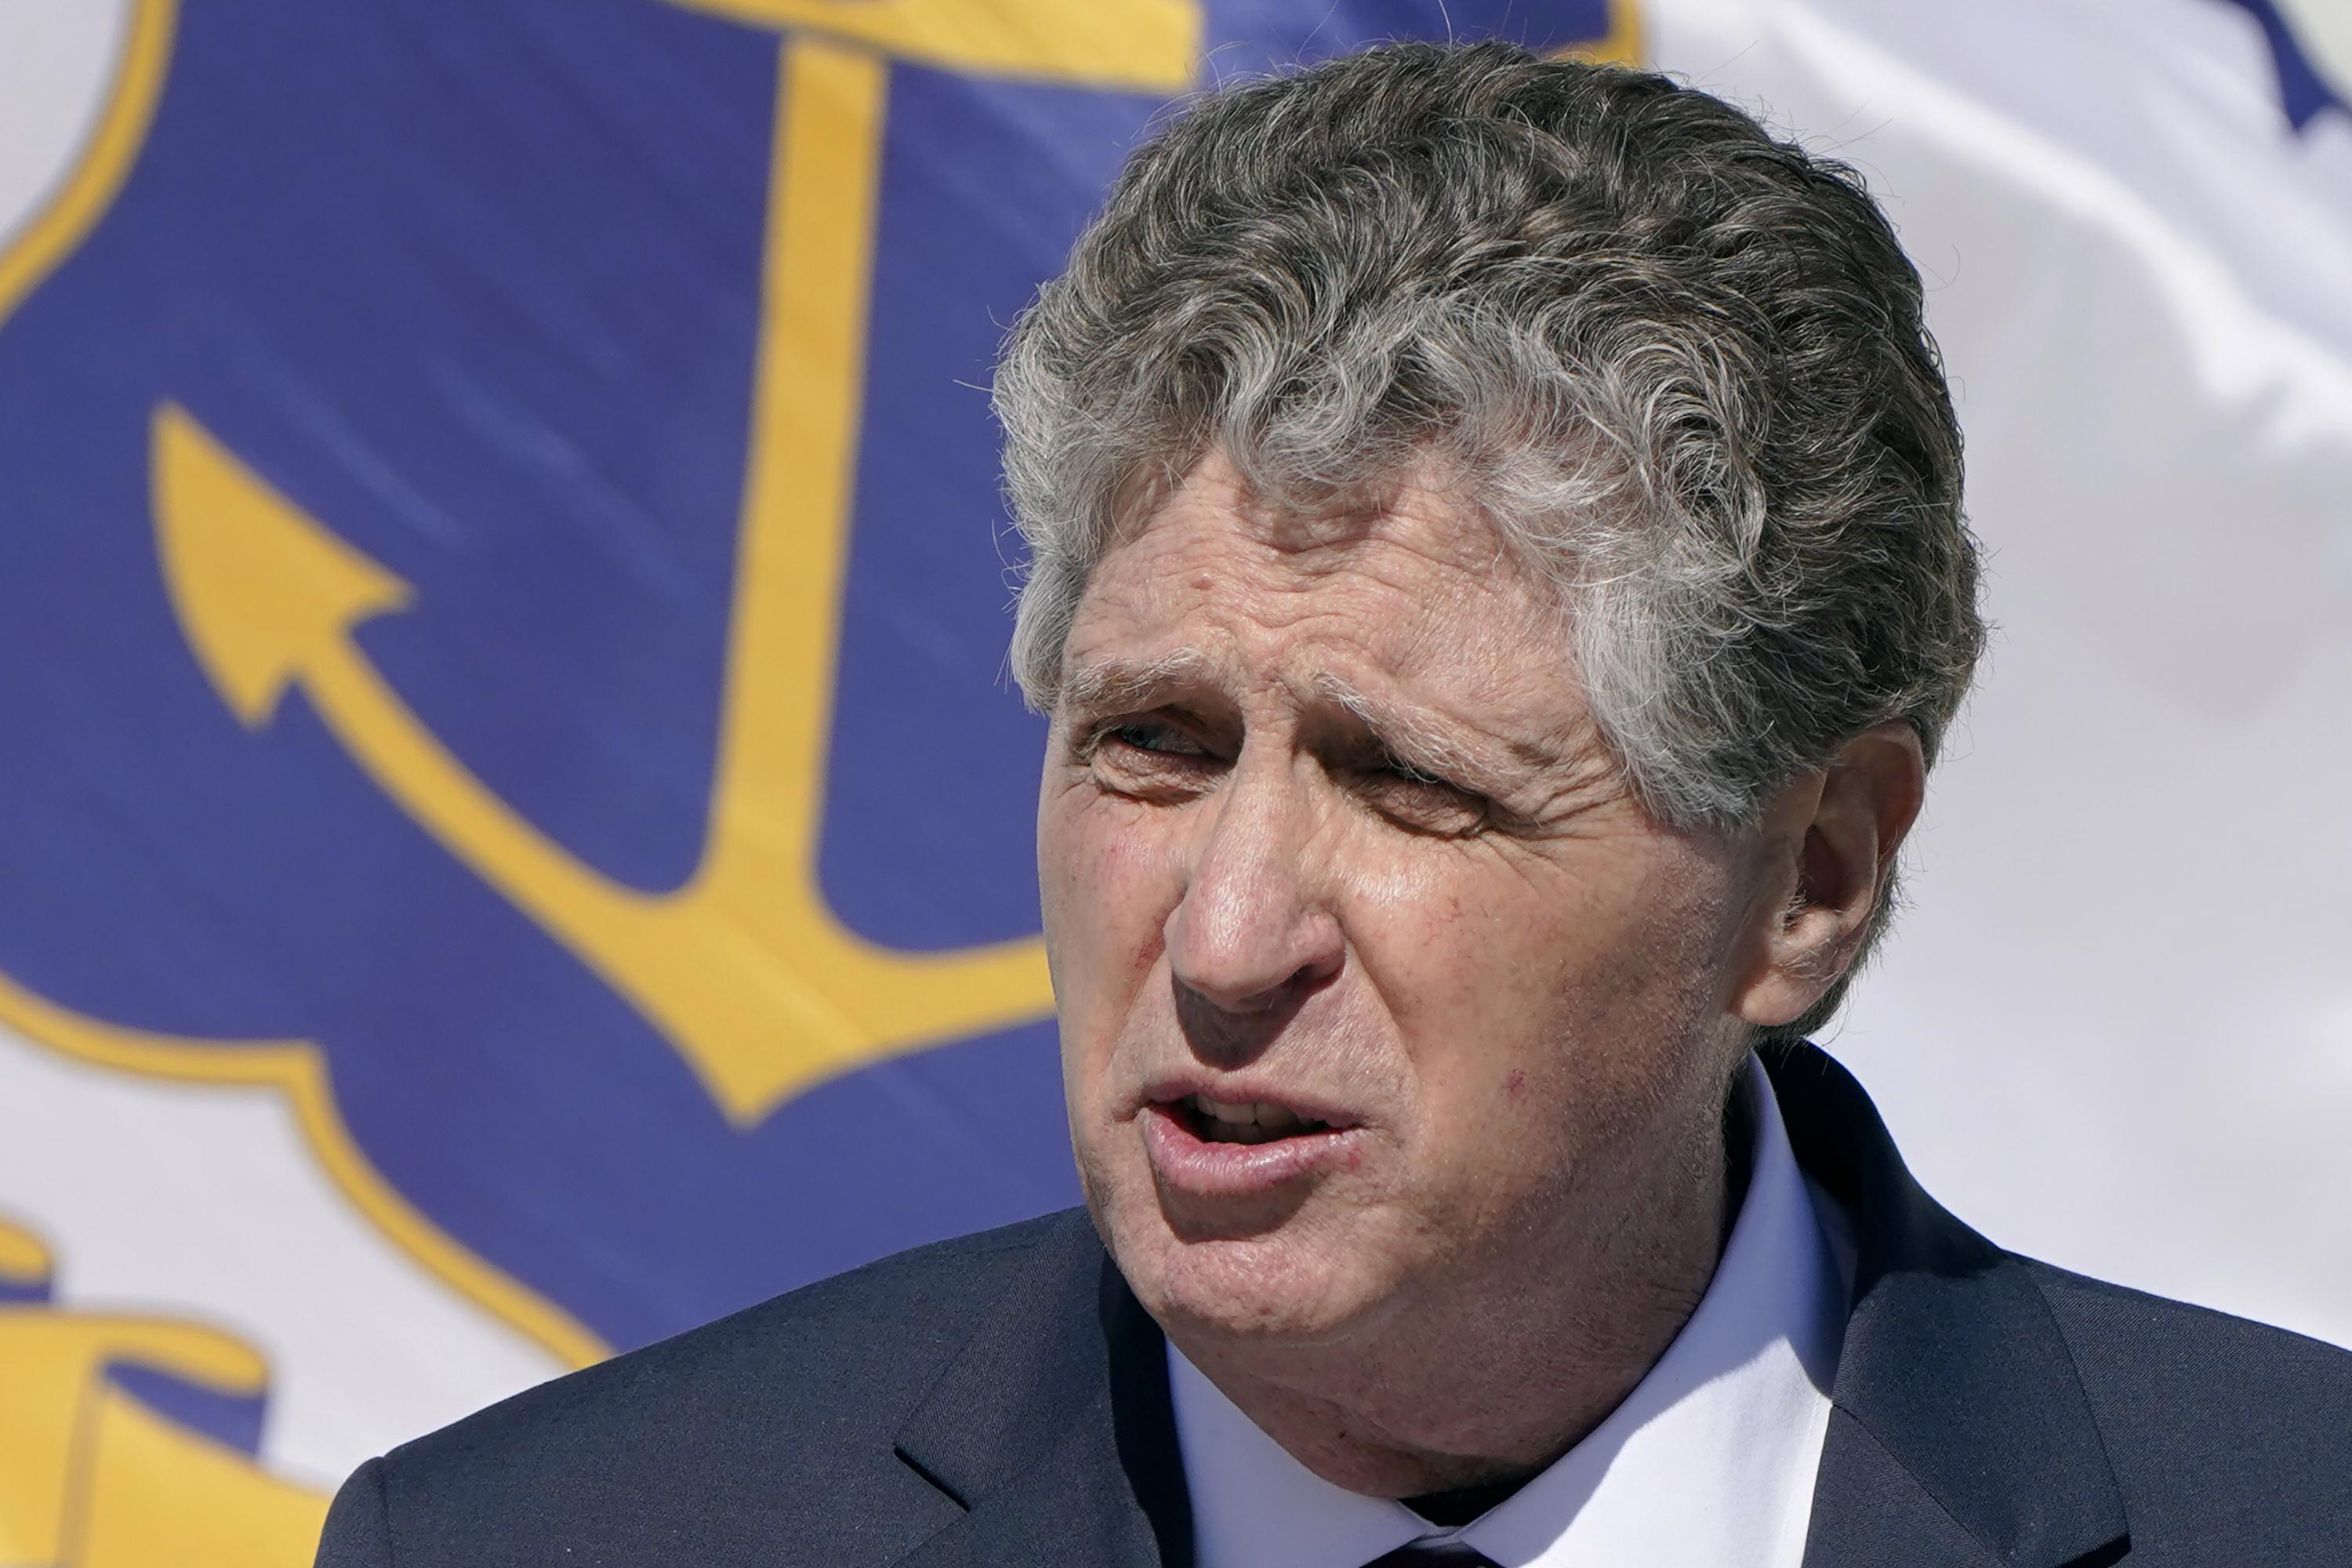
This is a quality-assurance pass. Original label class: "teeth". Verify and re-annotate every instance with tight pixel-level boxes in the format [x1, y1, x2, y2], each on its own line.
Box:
[1185, 1095, 1329, 1144]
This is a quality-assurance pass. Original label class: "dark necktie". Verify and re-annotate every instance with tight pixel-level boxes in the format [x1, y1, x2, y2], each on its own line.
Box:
[1362, 1546, 1501, 1566]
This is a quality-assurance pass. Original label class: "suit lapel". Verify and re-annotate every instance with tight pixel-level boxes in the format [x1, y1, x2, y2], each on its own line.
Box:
[889, 1218, 1192, 1568]
[1769, 1047, 2128, 1568]
[1800, 1408, 2018, 1568]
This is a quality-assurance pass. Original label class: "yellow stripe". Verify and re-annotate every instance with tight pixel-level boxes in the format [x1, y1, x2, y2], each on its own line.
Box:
[659, 0, 1198, 91]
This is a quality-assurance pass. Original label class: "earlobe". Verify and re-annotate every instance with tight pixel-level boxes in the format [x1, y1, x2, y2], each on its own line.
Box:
[1731, 722, 1926, 1030]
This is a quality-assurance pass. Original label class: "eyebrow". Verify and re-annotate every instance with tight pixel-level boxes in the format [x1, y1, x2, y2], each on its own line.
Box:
[1054, 648, 1222, 720]
[1308, 671, 1523, 795]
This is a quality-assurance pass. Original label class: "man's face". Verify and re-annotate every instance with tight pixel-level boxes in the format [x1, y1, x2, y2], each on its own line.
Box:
[1040, 453, 1759, 1354]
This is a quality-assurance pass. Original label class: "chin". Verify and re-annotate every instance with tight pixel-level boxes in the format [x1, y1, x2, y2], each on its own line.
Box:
[1098, 1181, 1397, 1349]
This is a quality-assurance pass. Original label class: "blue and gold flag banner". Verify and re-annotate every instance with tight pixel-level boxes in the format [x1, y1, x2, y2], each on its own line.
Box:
[0, 0, 2344, 1560]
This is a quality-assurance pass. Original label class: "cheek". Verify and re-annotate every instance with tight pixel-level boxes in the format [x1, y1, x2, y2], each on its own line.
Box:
[1345, 841, 1730, 1126]
[1331, 858, 1559, 1151]
[1039, 789, 1183, 1061]
[1341, 853, 1557, 1043]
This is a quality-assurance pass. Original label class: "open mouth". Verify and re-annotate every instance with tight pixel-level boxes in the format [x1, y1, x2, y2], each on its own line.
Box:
[1170, 1094, 1334, 1145]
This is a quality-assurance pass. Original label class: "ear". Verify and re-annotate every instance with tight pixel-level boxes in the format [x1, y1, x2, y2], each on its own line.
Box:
[1730, 721, 1928, 1030]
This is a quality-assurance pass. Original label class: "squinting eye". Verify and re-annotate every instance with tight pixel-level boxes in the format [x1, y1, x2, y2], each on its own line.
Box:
[1103, 721, 1205, 757]
[1380, 756, 1446, 786]
[1358, 757, 1490, 835]
[1083, 717, 1218, 803]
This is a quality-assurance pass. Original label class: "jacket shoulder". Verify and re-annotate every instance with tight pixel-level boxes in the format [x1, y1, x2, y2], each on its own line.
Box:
[321, 1208, 1100, 1566]
[416, 1205, 1085, 1444]
[2024, 1259, 2352, 1552]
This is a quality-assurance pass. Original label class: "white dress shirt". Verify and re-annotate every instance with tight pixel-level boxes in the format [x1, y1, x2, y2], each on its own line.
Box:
[1168, 1054, 1846, 1568]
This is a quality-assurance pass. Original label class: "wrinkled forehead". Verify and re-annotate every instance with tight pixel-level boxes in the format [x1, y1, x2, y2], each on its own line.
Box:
[1062, 456, 1584, 736]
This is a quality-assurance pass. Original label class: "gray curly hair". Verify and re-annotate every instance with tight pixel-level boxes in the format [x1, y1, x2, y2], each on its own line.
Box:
[993, 40, 1984, 1036]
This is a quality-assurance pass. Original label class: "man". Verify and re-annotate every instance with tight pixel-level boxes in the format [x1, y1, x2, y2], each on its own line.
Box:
[317, 41, 2351, 1567]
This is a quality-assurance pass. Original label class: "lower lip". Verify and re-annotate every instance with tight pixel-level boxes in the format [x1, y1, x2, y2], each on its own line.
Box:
[1141, 1102, 1361, 1199]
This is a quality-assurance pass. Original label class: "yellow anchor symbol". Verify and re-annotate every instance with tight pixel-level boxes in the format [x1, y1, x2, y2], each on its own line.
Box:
[153, 0, 1201, 1127]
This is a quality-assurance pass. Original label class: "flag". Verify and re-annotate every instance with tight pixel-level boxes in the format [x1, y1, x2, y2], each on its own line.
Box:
[0, 1, 2341, 1559]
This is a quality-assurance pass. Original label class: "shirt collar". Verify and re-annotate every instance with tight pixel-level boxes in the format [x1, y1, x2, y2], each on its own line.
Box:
[1168, 1053, 1846, 1568]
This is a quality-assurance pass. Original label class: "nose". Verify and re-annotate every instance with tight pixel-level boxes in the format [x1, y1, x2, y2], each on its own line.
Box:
[1164, 751, 1345, 1018]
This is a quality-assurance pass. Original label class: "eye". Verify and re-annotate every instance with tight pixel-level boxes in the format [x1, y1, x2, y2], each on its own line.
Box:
[1356, 754, 1491, 837]
[1102, 720, 1206, 757]
[1378, 753, 1446, 787]
[1080, 717, 1219, 800]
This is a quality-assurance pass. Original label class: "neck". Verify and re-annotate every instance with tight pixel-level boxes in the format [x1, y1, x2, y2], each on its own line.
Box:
[1172, 1083, 1755, 1500]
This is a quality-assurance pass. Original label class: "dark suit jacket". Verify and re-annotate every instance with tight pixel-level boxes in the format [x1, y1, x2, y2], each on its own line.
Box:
[315, 1046, 2352, 1566]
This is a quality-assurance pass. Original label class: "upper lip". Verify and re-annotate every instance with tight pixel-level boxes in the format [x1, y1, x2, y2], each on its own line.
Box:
[1136, 1074, 1363, 1130]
